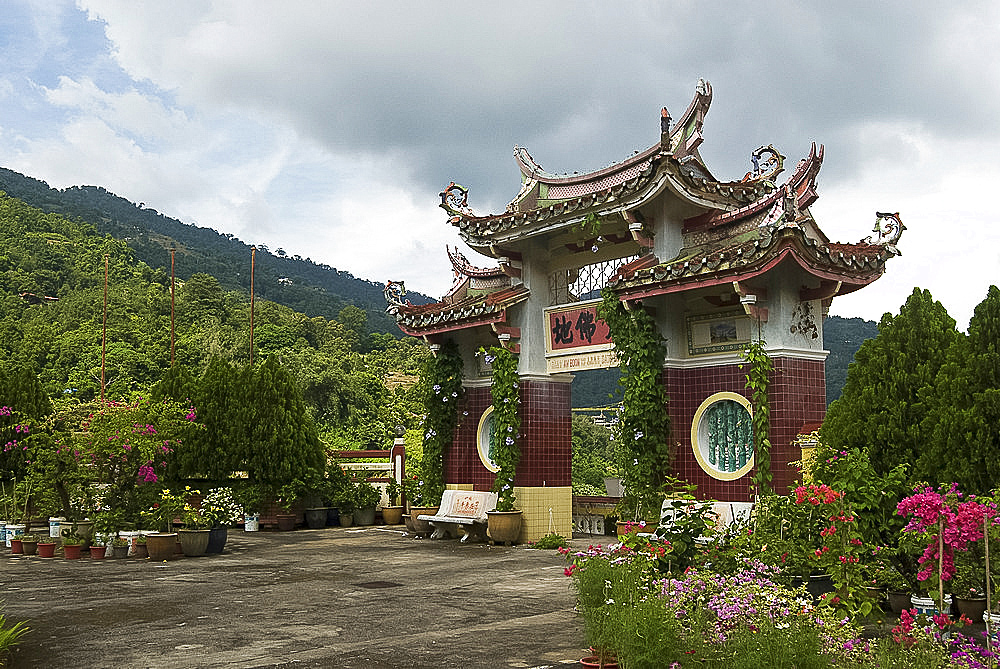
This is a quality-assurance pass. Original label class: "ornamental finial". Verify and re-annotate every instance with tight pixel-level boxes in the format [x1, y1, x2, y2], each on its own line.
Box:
[873, 212, 905, 247]
[439, 182, 473, 217]
[384, 280, 410, 314]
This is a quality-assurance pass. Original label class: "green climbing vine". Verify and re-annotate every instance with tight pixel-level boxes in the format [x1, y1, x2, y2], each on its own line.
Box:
[742, 340, 774, 496]
[419, 340, 464, 506]
[597, 288, 672, 520]
[481, 345, 521, 512]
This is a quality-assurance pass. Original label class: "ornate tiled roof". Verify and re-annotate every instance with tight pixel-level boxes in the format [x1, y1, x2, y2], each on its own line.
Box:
[608, 212, 905, 300]
[438, 80, 798, 254]
[391, 284, 530, 337]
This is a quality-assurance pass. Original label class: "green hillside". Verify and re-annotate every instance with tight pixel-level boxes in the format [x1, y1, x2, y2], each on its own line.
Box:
[0, 192, 428, 448]
[0, 167, 434, 337]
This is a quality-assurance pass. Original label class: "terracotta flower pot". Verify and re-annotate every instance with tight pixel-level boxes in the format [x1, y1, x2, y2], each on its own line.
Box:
[37, 542, 57, 558]
[89, 544, 107, 559]
[145, 533, 178, 561]
[10, 538, 23, 554]
[63, 543, 83, 559]
[275, 513, 296, 531]
[409, 507, 438, 537]
[20, 540, 38, 556]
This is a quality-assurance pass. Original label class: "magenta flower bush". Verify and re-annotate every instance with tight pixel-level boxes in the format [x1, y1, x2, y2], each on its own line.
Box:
[897, 483, 999, 585]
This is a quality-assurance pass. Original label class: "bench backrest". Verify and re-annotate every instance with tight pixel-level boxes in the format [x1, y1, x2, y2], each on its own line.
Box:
[438, 490, 498, 521]
[658, 498, 755, 531]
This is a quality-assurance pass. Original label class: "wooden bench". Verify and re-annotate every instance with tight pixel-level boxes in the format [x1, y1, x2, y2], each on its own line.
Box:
[417, 490, 497, 543]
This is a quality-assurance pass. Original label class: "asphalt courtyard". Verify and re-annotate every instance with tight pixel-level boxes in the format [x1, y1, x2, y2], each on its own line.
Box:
[1, 524, 600, 668]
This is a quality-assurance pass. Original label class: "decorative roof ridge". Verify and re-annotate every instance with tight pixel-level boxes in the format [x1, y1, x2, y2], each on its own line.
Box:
[512, 143, 661, 186]
[682, 143, 824, 232]
[510, 79, 713, 188]
[447, 245, 504, 278]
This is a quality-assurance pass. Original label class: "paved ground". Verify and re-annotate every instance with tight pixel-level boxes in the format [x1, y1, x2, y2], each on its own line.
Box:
[1, 526, 601, 668]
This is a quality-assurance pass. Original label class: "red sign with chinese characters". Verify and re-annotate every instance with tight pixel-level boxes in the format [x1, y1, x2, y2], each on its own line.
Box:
[547, 303, 613, 352]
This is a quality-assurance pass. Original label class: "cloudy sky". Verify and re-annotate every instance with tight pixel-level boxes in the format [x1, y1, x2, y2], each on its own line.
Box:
[1, 1, 997, 330]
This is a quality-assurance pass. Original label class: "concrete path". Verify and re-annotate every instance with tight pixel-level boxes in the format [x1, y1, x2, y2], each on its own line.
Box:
[1, 526, 595, 668]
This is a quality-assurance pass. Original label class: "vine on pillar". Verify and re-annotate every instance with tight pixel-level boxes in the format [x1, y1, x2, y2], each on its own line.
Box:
[597, 288, 672, 521]
[418, 340, 464, 506]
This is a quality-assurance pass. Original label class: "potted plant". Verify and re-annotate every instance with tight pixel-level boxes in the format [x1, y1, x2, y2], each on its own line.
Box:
[481, 346, 523, 545]
[110, 535, 130, 559]
[36, 535, 56, 558]
[236, 482, 265, 532]
[144, 488, 185, 561]
[951, 548, 989, 621]
[177, 489, 211, 556]
[61, 532, 84, 559]
[201, 487, 242, 553]
[19, 533, 40, 556]
[381, 479, 404, 525]
[132, 533, 148, 559]
[275, 481, 301, 531]
[299, 470, 329, 529]
[352, 480, 380, 526]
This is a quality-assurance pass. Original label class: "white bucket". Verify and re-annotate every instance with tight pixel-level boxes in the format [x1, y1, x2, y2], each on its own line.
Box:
[910, 594, 952, 616]
[49, 516, 65, 538]
[0, 521, 6, 547]
[244, 513, 259, 532]
[6, 524, 25, 547]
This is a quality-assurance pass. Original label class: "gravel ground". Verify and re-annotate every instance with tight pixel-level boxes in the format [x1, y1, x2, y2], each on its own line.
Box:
[1, 525, 596, 668]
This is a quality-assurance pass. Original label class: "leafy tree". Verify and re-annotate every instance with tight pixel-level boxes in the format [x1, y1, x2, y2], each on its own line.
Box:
[822, 288, 958, 480]
[571, 414, 615, 494]
[243, 355, 325, 487]
[919, 286, 1000, 493]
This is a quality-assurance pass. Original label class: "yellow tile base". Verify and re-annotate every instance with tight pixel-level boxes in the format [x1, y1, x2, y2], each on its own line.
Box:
[445, 484, 573, 543]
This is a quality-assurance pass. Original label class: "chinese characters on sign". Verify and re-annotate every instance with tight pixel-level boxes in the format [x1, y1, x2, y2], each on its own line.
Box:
[547, 303, 612, 351]
[545, 300, 616, 373]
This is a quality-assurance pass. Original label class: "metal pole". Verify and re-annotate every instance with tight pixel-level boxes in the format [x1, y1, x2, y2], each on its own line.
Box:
[170, 248, 176, 367]
[250, 247, 256, 367]
[986, 514, 993, 658]
[101, 253, 108, 405]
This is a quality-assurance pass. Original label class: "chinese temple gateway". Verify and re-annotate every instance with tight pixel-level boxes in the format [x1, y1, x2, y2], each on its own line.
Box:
[386, 80, 903, 542]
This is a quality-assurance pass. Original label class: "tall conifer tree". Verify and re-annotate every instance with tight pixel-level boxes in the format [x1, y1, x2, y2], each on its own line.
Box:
[822, 288, 957, 479]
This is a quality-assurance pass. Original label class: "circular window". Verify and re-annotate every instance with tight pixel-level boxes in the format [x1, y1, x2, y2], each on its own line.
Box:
[476, 406, 500, 473]
[690, 392, 754, 480]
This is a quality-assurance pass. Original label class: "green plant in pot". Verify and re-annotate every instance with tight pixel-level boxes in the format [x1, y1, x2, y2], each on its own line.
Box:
[352, 480, 380, 525]
[274, 480, 301, 531]
[381, 478, 405, 524]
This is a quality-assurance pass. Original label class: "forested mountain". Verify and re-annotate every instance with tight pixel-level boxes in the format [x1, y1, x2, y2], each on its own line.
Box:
[0, 167, 433, 335]
[823, 315, 880, 405]
[0, 192, 429, 448]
